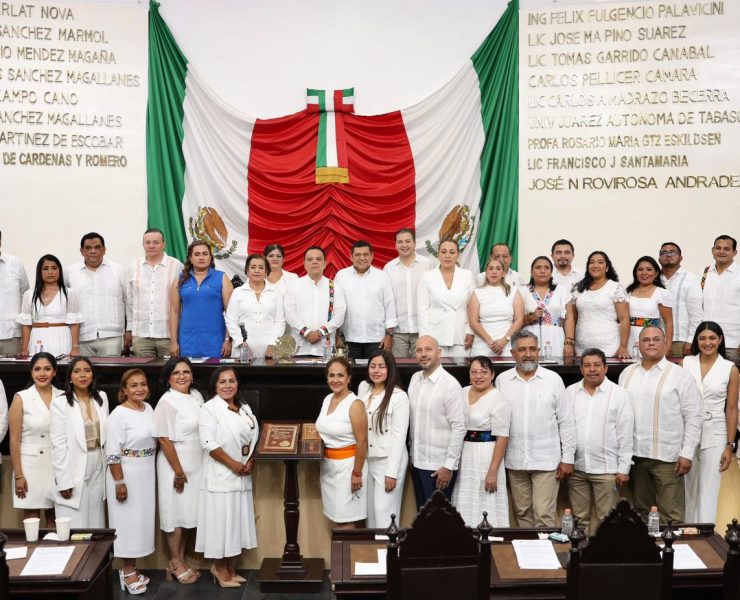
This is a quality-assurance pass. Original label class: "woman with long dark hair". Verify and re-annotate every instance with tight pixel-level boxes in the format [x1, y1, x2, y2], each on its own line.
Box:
[521, 256, 571, 357]
[683, 321, 739, 523]
[196, 367, 259, 588]
[8, 352, 60, 526]
[564, 251, 631, 358]
[169, 241, 233, 358]
[357, 350, 409, 528]
[626, 255, 674, 356]
[17, 254, 82, 357]
[49, 356, 108, 527]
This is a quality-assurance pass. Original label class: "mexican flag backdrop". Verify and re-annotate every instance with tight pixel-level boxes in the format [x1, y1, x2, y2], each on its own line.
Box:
[147, 0, 518, 278]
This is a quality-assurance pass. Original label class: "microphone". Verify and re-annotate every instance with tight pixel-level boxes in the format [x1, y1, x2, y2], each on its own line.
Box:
[238, 322, 249, 342]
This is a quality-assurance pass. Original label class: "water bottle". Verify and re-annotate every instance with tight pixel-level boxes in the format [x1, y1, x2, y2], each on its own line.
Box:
[632, 341, 641, 360]
[239, 342, 252, 364]
[648, 506, 660, 536]
[323, 334, 333, 362]
[543, 341, 552, 360]
[35, 340, 43, 354]
[561, 508, 574, 536]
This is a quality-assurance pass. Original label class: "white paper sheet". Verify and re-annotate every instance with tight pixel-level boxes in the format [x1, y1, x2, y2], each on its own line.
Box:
[354, 548, 388, 575]
[5, 546, 28, 560]
[20, 546, 75, 576]
[662, 544, 707, 570]
[512, 539, 562, 570]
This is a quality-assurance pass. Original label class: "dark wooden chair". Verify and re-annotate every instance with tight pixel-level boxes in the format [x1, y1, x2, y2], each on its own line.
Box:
[724, 518, 740, 600]
[566, 499, 674, 600]
[0, 530, 8, 598]
[385, 490, 491, 600]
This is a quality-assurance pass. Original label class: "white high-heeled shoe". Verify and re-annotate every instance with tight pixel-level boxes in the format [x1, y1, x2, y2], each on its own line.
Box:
[119, 570, 147, 595]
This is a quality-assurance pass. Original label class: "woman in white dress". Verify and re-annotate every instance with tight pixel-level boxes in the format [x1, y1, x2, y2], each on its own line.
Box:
[196, 367, 258, 588]
[625, 256, 674, 356]
[418, 239, 475, 357]
[264, 243, 299, 295]
[452, 356, 510, 527]
[357, 350, 409, 528]
[564, 251, 631, 358]
[469, 258, 524, 357]
[683, 321, 739, 524]
[105, 369, 156, 595]
[8, 352, 59, 525]
[154, 357, 204, 585]
[225, 254, 286, 359]
[316, 357, 368, 528]
[521, 257, 571, 358]
[17, 255, 82, 357]
[49, 357, 108, 528]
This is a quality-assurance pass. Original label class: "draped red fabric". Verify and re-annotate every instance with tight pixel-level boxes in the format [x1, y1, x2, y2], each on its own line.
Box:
[247, 109, 416, 278]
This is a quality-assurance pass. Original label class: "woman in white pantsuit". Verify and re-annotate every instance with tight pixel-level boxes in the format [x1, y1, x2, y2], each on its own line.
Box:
[49, 357, 108, 528]
[316, 357, 368, 528]
[357, 350, 409, 528]
[418, 239, 475, 357]
[196, 367, 259, 588]
[105, 369, 156, 595]
[683, 321, 739, 524]
[154, 356, 204, 585]
[8, 352, 60, 525]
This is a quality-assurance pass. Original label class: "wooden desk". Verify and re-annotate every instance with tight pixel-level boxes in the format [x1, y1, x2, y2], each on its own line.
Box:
[2, 528, 115, 600]
[330, 526, 728, 600]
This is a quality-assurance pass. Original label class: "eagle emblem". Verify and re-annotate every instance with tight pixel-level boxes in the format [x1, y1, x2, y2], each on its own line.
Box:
[425, 205, 476, 257]
[188, 207, 237, 259]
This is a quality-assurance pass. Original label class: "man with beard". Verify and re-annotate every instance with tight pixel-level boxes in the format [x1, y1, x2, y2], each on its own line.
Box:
[495, 330, 576, 527]
[551, 239, 583, 292]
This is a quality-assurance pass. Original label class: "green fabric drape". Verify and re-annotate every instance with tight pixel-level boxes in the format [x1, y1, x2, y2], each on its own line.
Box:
[146, 0, 188, 261]
[472, 0, 519, 268]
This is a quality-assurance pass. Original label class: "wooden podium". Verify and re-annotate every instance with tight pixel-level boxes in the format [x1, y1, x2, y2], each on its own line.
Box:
[256, 421, 325, 593]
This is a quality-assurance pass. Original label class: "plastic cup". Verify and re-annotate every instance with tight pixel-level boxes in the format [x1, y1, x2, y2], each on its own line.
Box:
[23, 517, 40, 542]
[56, 517, 72, 541]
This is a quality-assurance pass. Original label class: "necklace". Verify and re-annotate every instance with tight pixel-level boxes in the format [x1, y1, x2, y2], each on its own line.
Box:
[124, 400, 145, 412]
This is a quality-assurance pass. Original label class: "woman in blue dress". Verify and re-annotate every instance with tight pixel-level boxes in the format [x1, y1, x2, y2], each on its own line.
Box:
[169, 241, 234, 357]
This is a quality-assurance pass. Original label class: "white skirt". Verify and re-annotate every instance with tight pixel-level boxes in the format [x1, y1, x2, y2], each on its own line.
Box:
[195, 487, 256, 559]
[320, 456, 367, 523]
[106, 456, 156, 558]
[451, 440, 509, 528]
[157, 440, 202, 532]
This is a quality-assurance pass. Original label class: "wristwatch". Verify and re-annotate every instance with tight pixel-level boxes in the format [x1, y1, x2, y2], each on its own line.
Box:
[727, 441, 736, 451]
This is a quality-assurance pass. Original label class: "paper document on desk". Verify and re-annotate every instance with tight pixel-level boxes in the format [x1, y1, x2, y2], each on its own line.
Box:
[662, 543, 707, 570]
[512, 539, 562, 570]
[355, 549, 388, 575]
[21, 545, 74, 576]
[5, 546, 27, 560]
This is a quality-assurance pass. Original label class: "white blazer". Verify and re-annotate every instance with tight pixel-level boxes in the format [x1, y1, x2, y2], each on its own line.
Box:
[417, 267, 475, 346]
[358, 381, 410, 479]
[199, 396, 259, 493]
[49, 391, 109, 508]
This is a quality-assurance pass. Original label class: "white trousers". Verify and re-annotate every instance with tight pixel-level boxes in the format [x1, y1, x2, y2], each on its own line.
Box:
[684, 440, 724, 524]
[55, 450, 105, 528]
[366, 455, 407, 529]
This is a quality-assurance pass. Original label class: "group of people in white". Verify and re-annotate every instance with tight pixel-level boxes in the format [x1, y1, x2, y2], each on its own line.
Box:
[0, 227, 738, 592]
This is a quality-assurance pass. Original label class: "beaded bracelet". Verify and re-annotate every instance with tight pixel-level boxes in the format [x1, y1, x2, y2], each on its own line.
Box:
[351, 470, 362, 478]
[114, 479, 126, 487]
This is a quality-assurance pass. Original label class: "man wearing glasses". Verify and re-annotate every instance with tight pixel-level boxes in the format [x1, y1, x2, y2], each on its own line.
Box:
[658, 242, 702, 357]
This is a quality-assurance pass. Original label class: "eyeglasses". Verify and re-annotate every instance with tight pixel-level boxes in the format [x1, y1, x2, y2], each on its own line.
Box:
[659, 250, 679, 256]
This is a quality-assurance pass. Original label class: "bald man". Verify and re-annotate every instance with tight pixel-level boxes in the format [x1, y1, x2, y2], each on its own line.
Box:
[407, 335, 466, 509]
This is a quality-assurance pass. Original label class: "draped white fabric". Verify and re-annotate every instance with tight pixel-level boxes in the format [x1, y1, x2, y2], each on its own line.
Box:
[179, 61, 484, 276]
